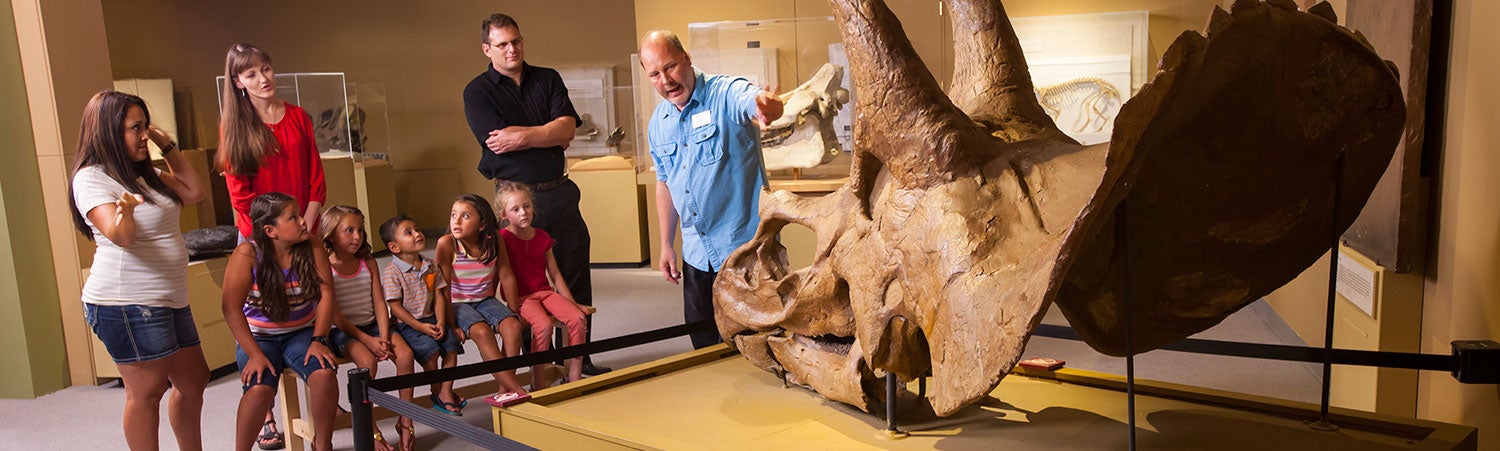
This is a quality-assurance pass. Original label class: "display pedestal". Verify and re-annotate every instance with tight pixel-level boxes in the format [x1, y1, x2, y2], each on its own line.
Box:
[571, 156, 647, 265]
[492, 345, 1475, 450]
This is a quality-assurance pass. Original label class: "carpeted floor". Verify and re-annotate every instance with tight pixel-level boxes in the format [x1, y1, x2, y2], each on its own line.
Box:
[0, 263, 1318, 450]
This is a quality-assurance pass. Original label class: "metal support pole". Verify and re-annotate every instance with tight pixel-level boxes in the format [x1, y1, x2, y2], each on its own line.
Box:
[885, 372, 899, 433]
[1117, 201, 1137, 451]
[1316, 154, 1346, 430]
[349, 367, 374, 451]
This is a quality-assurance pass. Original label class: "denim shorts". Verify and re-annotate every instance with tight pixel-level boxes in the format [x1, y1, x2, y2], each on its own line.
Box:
[397, 315, 462, 362]
[235, 326, 335, 390]
[330, 322, 383, 358]
[85, 303, 201, 364]
[453, 297, 518, 332]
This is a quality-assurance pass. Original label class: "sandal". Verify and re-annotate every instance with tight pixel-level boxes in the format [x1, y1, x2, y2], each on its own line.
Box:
[257, 417, 286, 450]
[396, 418, 416, 451]
[428, 393, 463, 416]
[372, 430, 393, 451]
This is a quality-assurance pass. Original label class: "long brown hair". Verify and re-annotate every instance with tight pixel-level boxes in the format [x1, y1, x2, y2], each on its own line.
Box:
[217, 43, 279, 176]
[454, 193, 501, 264]
[319, 205, 372, 259]
[249, 192, 322, 321]
[68, 91, 182, 240]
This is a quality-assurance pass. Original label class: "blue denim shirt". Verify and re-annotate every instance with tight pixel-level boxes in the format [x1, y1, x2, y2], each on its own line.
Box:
[648, 71, 768, 272]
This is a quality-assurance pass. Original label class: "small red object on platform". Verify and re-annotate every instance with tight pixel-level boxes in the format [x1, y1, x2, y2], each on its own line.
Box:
[1019, 357, 1065, 371]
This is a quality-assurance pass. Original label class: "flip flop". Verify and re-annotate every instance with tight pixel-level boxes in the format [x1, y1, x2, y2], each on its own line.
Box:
[428, 393, 463, 416]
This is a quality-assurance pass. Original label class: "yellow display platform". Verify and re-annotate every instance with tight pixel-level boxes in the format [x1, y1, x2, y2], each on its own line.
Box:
[493, 346, 1475, 450]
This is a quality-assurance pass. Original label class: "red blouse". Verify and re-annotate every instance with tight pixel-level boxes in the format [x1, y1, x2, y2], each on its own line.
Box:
[224, 103, 327, 237]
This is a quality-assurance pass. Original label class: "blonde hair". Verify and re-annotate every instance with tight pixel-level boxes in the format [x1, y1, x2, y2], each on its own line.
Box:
[493, 181, 534, 216]
[217, 43, 279, 175]
[319, 205, 372, 259]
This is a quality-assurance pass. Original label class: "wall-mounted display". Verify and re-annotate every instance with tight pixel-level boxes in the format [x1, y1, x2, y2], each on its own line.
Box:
[1011, 11, 1148, 145]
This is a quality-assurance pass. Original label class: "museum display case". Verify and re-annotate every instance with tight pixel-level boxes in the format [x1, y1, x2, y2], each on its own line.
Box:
[215, 72, 353, 153]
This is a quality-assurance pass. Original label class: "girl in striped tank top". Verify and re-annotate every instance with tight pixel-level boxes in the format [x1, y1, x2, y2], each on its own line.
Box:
[320, 205, 415, 450]
[222, 192, 339, 451]
[436, 194, 530, 405]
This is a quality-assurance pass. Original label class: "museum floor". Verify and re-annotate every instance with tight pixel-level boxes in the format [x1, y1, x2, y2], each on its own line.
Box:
[0, 252, 1320, 450]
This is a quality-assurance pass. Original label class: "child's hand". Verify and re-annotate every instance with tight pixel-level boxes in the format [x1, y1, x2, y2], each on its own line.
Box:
[241, 354, 277, 386]
[424, 323, 444, 340]
[362, 335, 390, 361]
[305, 339, 337, 369]
[377, 339, 394, 359]
[454, 327, 468, 343]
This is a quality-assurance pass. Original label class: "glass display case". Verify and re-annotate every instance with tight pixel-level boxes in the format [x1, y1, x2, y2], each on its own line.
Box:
[556, 67, 638, 160]
[215, 72, 352, 153]
[346, 82, 391, 161]
[634, 17, 853, 188]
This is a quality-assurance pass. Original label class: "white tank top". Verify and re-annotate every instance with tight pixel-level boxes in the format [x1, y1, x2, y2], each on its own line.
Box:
[331, 259, 378, 327]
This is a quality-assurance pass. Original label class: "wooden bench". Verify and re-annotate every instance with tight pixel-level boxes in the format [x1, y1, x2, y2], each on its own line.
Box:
[277, 306, 598, 451]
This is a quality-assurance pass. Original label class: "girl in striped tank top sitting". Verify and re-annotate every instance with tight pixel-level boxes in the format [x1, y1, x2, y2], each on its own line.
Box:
[496, 182, 591, 388]
[222, 192, 339, 451]
[319, 205, 415, 451]
[435, 194, 531, 406]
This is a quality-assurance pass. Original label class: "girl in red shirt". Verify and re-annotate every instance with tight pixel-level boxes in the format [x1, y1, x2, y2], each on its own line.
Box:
[495, 182, 591, 387]
[218, 43, 326, 240]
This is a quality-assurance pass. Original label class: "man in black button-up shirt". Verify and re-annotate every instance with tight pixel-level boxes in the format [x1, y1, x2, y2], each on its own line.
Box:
[463, 13, 610, 375]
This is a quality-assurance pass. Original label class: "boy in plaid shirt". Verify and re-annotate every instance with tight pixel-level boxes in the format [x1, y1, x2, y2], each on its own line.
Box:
[380, 215, 467, 416]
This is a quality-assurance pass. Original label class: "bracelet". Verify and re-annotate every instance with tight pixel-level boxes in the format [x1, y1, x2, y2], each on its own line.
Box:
[159, 141, 177, 155]
[312, 335, 331, 347]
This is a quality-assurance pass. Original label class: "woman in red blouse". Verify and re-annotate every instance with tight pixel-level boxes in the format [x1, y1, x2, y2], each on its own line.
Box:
[218, 43, 326, 241]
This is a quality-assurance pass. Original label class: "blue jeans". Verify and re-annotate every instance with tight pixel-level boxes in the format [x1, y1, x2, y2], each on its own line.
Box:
[330, 322, 383, 358]
[453, 297, 518, 332]
[85, 303, 200, 364]
[235, 326, 334, 389]
[397, 315, 462, 362]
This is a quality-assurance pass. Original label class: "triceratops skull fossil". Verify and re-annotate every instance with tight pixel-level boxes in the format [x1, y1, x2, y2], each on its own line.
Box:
[714, 0, 1404, 417]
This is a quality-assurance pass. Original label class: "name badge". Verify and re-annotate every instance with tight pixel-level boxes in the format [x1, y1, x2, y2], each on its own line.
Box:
[691, 110, 712, 129]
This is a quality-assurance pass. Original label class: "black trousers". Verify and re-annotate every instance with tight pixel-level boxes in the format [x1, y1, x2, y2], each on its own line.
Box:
[683, 263, 721, 349]
[503, 179, 594, 345]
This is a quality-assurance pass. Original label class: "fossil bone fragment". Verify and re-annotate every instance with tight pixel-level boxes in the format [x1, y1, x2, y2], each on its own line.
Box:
[713, 0, 1404, 417]
[761, 63, 850, 171]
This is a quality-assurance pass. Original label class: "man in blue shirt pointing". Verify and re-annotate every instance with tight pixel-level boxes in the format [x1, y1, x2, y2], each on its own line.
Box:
[640, 30, 784, 349]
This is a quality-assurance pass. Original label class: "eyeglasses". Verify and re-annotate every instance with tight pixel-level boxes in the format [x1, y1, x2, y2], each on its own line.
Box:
[487, 37, 524, 51]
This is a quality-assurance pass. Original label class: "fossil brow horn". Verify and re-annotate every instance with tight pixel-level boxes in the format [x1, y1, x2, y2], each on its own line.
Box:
[829, 0, 992, 188]
[946, 0, 1072, 143]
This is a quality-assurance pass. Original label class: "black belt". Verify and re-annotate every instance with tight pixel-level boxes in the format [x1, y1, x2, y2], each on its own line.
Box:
[495, 174, 569, 192]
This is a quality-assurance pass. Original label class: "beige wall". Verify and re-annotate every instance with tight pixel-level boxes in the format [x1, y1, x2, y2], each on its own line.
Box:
[1419, 0, 1500, 447]
[5, 0, 114, 396]
[102, 0, 639, 227]
[0, 0, 68, 399]
[635, 0, 1235, 93]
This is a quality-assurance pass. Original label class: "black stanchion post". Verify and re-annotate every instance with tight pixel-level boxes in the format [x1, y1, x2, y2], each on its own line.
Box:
[349, 367, 374, 451]
[1117, 201, 1137, 451]
[1315, 153, 1346, 431]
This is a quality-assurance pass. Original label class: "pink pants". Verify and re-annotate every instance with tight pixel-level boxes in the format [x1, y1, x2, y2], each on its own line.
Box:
[518, 290, 588, 353]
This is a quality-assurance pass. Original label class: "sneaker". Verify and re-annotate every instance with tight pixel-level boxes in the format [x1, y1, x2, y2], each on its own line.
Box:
[581, 362, 613, 376]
